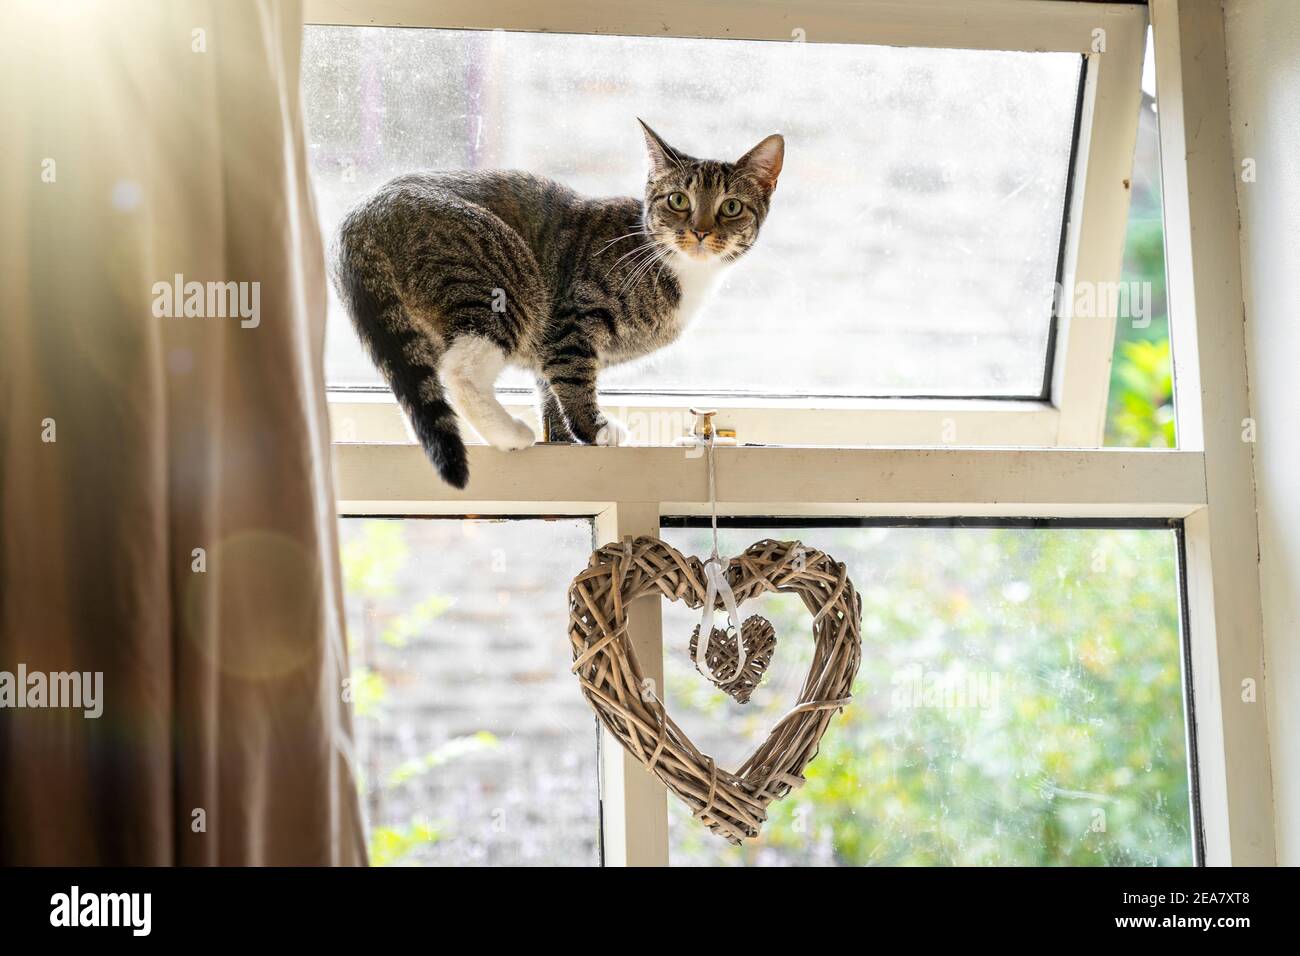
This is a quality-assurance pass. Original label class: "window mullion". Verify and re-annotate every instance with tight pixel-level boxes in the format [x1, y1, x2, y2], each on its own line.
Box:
[333, 445, 1207, 520]
[594, 501, 670, 867]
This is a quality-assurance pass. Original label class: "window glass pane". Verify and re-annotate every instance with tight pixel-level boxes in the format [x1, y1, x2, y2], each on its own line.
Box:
[659, 523, 1193, 866]
[303, 26, 1080, 397]
[1105, 30, 1175, 447]
[339, 517, 599, 866]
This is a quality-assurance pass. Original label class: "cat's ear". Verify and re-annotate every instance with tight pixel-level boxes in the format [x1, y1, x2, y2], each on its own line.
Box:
[638, 119, 684, 175]
[736, 133, 785, 195]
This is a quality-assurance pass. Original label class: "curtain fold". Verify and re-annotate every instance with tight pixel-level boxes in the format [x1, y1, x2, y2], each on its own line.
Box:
[0, 0, 366, 865]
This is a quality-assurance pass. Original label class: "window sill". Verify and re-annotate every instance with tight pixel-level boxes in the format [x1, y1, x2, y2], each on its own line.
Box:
[327, 391, 1062, 447]
[333, 442, 1205, 519]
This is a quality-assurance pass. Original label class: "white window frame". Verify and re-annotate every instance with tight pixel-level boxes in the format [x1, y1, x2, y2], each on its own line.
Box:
[311, 0, 1274, 866]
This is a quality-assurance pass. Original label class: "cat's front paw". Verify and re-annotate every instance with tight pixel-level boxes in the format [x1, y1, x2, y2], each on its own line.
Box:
[487, 416, 537, 452]
[594, 415, 630, 447]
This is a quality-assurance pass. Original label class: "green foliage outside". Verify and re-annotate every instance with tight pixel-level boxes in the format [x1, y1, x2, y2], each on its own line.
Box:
[343, 521, 481, 865]
[665, 527, 1193, 866]
[1105, 107, 1174, 449]
[1106, 217, 1174, 448]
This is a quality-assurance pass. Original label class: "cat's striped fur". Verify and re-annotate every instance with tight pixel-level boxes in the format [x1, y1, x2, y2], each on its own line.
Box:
[331, 121, 783, 487]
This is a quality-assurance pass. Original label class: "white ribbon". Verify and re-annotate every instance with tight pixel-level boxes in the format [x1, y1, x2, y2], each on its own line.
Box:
[696, 558, 748, 686]
[693, 427, 748, 686]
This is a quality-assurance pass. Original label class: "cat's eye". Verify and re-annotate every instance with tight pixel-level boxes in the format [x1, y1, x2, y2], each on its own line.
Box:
[720, 198, 743, 218]
[666, 192, 690, 212]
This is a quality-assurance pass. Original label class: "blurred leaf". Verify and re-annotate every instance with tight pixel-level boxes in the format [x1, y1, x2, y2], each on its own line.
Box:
[342, 520, 407, 599]
[370, 818, 445, 867]
[381, 594, 453, 647]
[350, 668, 388, 720]
[386, 731, 500, 787]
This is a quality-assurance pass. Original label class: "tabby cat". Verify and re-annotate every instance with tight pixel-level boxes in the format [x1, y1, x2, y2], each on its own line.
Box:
[332, 121, 783, 488]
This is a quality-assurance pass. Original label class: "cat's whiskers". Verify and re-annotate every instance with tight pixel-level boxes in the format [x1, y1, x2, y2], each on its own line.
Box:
[608, 239, 662, 269]
[594, 229, 652, 257]
[609, 240, 670, 278]
[621, 245, 673, 294]
[619, 254, 660, 292]
[652, 256, 672, 287]
[619, 255, 656, 293]
[603, 242, 662, 282]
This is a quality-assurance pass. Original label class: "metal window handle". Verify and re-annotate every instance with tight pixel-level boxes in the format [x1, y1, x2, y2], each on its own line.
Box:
[689, 407, 718, 441]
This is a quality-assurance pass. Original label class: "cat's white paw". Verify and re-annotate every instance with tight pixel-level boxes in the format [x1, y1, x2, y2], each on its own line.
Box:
[487, 416, 536, 452]
[595, 416, 630, 447]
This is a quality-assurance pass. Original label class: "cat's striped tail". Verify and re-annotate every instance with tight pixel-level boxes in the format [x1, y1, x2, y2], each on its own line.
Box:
[331, 235, 470, 489]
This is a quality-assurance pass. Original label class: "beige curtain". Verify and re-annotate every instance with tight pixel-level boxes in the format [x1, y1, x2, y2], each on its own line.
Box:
[0, 0, 366, 864]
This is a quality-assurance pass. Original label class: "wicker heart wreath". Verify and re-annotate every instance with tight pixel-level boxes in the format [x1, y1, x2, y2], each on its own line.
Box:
[567, 536, 862, 843]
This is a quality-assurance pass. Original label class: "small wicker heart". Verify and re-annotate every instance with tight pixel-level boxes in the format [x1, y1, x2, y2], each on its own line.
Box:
[688, 615, 776, 704]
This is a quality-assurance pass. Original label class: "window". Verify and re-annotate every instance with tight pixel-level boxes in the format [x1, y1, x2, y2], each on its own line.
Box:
[305, 26, 1081, 399]
[314, 0, 1272, 866]
[340, 516, 600, 865]
[303, 0, 1156, 448]
[661, 520, 1194, 866]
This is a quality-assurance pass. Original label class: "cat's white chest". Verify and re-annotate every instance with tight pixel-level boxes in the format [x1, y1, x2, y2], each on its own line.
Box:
[667, 255, 726, 331]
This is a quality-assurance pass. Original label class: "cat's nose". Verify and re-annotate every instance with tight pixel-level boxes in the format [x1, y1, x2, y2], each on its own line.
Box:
[691, 229, 710, 242]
